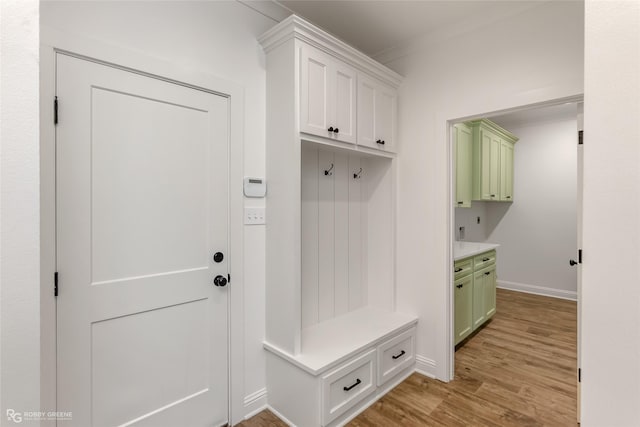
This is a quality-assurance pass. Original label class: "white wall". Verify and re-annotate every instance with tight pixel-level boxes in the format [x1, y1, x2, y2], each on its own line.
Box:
[582, 0, 640, 425]
[0, 0, 41, 424]
[384, 0, 584, 380]
[486, 106, 578, 299]
[454, 203, 487, 242]
[40, 0, 275, 421]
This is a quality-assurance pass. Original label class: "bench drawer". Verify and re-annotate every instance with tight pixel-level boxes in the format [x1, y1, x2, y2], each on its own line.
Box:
[377, 327, 416, 386]
[321, 349, 376, 425]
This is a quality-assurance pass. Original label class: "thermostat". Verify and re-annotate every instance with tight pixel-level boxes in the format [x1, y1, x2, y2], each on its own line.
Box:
[243, 177, 266, 198]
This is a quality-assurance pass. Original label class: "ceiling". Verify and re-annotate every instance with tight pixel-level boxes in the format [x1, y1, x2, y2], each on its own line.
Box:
[262, 0, 545, 58]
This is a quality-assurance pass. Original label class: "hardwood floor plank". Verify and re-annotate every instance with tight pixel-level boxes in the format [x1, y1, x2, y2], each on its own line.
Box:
[241, 289, 577, 426]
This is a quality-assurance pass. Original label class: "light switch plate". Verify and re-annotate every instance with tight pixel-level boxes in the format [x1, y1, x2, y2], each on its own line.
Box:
[244, 207, 266, 225]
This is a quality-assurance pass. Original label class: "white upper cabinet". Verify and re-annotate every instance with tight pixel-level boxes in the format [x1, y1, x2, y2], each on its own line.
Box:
[357, 74, 396, 152]
[300, 44, 357, 144]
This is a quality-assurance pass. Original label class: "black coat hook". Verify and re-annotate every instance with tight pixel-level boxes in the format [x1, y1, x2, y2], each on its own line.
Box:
[353, 168, 363, 179]
[324, 163, 334, 176]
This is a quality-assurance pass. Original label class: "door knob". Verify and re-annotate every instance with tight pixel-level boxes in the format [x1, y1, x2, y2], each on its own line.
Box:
[213, 252, 224, 263]
[569, 259, 578, 266]
[213, 275, 228, 287]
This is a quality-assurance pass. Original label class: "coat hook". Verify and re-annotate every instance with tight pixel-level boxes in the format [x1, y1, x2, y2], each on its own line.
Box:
[353, 168, 363, 179]
[324, 163, 334, 176]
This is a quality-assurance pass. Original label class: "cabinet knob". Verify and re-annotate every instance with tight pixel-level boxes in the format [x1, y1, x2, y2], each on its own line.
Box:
[327, 126, 334, 132]
[333, 128, 339, 134]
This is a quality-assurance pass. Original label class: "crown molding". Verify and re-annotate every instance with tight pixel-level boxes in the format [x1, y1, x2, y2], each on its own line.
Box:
[258, 14, 403, 88]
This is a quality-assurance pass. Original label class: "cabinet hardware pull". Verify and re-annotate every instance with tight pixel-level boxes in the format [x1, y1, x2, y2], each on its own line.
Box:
[328, 126, 334, 132]
[333, 127, 339, 133]
[490, 194, 496, 197]
[485, 271, 491, 275]
[506, 196, 512, 199]
[455, 268, 463, 272]
[456, 284, 463, 288]
[482, 258, 490, 262]
[376, 139, 386, 145]
[457, 201, 463, 205]
[343, 378, 361, 391]
[392, 350, 406, 360]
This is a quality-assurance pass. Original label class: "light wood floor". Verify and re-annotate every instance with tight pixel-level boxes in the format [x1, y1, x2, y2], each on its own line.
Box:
[238, 289, 577, 427]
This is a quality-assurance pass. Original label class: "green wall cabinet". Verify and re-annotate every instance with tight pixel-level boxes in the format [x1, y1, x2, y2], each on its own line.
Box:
[469, 119, 518, 202]
[454, 250, 497, 346]
[454, 123, 473, 208]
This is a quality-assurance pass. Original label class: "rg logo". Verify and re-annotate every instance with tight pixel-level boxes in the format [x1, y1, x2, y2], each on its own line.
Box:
[6, 409, 22, 423]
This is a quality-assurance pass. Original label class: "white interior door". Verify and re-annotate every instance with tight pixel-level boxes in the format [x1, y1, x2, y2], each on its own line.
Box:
[576, 105, 584, 423]
[56, 53, 229, 427]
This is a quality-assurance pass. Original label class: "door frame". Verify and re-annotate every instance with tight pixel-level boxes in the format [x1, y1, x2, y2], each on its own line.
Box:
[445, 94, 584, 392]
[40, 29, 246, 425]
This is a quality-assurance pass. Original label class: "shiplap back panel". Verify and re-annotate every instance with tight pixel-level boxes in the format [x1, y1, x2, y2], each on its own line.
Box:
[301, 145, 372, 328]
[301, 147, 319, 328]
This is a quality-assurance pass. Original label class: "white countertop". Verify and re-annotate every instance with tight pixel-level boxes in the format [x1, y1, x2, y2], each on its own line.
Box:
[454, 241, 500, 261]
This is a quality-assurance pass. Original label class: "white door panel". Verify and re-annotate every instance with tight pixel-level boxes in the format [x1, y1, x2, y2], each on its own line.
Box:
[56, 54, 229, 427]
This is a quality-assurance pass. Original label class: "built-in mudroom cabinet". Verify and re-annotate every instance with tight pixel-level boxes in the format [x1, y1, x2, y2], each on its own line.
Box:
[259, 15, 417, 426]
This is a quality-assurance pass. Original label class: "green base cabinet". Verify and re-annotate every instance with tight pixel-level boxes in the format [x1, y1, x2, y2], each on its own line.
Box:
[468, 119, 518, 202]
[454, 273, 473, 344]
[454, 250, 497, 346]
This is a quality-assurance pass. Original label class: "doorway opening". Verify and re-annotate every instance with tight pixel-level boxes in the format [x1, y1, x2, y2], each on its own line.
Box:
[448, 98, 583, 423]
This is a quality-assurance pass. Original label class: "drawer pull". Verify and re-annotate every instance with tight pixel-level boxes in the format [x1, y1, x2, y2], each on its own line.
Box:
[482, 258, 490, 262]
[392, 350, 406, 360]
[455, 267, 463, 272]
[343, 378, 361, 392]
[457, 201, 463, 205]
[456, 284, 463, 289]
[485, 271, 491, 275]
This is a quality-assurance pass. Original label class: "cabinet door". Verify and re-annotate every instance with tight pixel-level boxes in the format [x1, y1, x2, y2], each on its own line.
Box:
[332, 61, 357, 144]
[454, 274, 473, 345]
[500, 141, 514, 201]
[357, 75, 396, 152]
[300, 45, 331, 138]
[374, 83, 396, 152]
[454, 123, 472, 208]
[472, 269, 486, 330]
[483, 266, 497, 319]
[478, 130, 500, 201]
[357, 76, 376, 147]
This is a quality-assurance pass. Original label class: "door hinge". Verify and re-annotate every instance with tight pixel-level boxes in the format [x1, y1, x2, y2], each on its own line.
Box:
[227, 273, 231, 283]
[578, 368, 581, 382]
[578, 130, 583, 145]
[54, 271, 59, 297]
[54, 96, 59, 125]
[578, 249, 582, 264]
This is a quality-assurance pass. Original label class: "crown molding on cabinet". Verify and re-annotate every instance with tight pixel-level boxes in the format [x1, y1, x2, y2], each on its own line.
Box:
[258, 14, 403, 88]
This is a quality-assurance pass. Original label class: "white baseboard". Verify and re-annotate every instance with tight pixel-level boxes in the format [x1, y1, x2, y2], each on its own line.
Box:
[497, 280, 577, 301]
[414, 355, 437, 379]
[243, 388, 268, 420]
[266, 404, 296, 427]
